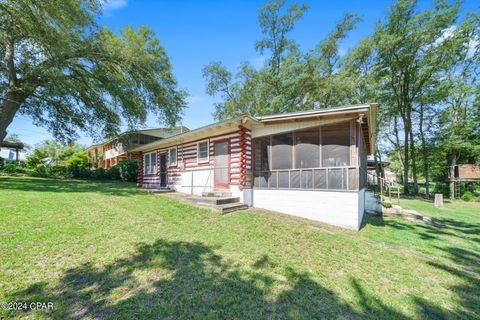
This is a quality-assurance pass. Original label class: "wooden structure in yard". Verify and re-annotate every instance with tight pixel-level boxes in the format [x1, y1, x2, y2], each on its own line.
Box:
[449, 164, 480, 198]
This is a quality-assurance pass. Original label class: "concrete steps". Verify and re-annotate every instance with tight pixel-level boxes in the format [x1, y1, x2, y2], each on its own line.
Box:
[140, 188, 175, 194]
[144, 187, 248, 214]
[190, 196, 240, 206]
[217, 202, 249, 214]
[197, 190, 247, 214]
[202, 190, 232, 197]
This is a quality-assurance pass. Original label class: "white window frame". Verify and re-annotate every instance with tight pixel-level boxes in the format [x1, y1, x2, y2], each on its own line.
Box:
[168, 147, 177, 166]
[143, 151, 157, 175]
[197, 140, 209, 163]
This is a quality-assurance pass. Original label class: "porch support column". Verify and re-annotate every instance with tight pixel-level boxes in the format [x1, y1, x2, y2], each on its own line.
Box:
[238, 125, 249, 190]
[136, 152, 143, 187]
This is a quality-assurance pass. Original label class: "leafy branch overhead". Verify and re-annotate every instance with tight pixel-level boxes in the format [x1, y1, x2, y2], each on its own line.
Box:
[202, 0, 363, 120]
[0, 0, 187, 143]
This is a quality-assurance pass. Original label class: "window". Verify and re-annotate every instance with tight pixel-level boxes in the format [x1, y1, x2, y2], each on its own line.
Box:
[295, 129, 320, 168]
[271, 133, 293, 169]
[322, 124, 350, 167]
[197, 141, 209, 163]
[169, 147, 177, 166]
[144, 152, 157, 175]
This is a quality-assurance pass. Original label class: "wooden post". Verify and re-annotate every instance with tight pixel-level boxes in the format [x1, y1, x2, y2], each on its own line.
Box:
[434, 193, 443, 208]
[397, 186, 400, 204]
[380, 178, 383, 201]
[450, 166, 455, 200]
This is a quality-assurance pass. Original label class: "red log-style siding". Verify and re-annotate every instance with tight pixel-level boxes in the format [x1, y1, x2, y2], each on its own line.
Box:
[140, 127, 252, 189]
[132, 152, 143, 186]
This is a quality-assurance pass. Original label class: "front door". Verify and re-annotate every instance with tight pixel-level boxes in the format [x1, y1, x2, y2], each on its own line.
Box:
[214, 141, 230, 189]
[159, 153, 167, 188]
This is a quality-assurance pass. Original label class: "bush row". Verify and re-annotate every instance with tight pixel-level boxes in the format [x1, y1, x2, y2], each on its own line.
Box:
[0, 159, 138, 182]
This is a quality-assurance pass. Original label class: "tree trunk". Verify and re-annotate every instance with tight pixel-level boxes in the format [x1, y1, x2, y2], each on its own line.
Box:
[0, 90, 25, 143]
[419, 104, 430, 199]
[409, 123, 419, 196]
[450, 150, 458, 200]
[1, 32, 22, 143]
[393, 116, 405, 184]
[374, 150, 381, 190]
[401, 114, 410, 195]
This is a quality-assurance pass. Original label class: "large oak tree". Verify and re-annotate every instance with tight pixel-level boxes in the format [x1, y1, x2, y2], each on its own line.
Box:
[0, 0, 186, 143]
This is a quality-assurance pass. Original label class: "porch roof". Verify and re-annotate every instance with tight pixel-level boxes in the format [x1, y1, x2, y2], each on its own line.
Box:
[131, 103, 378, 154]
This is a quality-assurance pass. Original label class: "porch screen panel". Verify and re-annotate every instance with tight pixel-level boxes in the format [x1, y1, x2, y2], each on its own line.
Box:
[290, 171, 300, 188]
[278, 171, 289, 188]
[322, 123, 350, 167]
[271, 133, 293, 170]
[295, 129, 320, 169]
[253, 137, 270, 187]
[301, 170, 313, 189]
[314, 169, 327, 189]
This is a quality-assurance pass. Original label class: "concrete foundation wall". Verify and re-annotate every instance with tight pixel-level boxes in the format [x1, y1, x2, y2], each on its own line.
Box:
[252, 189, 363, 230]
[364, 191, 382, 214]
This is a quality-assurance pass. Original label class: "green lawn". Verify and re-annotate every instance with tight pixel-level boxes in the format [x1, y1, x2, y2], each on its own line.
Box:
[0, 176, 478, 319]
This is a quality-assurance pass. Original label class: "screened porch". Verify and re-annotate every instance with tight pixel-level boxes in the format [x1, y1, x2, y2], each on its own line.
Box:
[252, 121, 367, 191]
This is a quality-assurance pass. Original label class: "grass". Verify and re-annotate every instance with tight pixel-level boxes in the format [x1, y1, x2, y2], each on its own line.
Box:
[0, 176, 479, 319]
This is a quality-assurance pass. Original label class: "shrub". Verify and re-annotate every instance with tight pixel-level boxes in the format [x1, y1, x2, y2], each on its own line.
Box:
[25, 149, 49, 168]
[117, 160, 138, 182]
[106, 165, 121, 180]
[382, 200, 392, 208]
[1, 162, 26, 174]
[433, 182, 450, 197]
[461, 191, 474, 202]
[90, 168, 109, 180]
[0, 157, 4, 168]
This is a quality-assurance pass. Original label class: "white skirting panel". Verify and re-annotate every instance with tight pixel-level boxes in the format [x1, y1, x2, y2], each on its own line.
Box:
[177, 169, 213, 195]
[252, 189, 364, 230]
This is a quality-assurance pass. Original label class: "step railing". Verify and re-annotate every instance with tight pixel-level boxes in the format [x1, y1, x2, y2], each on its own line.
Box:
[363, 168, 401, 204]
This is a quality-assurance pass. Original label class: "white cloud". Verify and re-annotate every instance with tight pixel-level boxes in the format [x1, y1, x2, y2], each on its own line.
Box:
[250, 56, 266, 70]
[103, 0, 128, 11]
[435, 25, 456, 45]
[467, 37, 479, 58]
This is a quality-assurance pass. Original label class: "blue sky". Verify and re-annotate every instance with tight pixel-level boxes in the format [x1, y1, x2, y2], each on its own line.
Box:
[8, 0, 479, 147]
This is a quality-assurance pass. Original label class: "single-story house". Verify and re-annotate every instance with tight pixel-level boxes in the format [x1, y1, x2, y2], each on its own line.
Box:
[130, 103, 377, 230]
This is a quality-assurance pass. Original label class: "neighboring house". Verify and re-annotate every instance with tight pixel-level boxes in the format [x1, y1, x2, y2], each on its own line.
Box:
[367, 160, 397, 184]
[130, 104, 377, 230]
[0, 141, 27, 164]
[86, 127, 189, 169]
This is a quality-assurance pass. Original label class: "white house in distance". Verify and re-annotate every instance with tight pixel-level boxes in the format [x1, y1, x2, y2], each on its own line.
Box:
[0, 141, 27, 164]
[131, 103, 377, 230]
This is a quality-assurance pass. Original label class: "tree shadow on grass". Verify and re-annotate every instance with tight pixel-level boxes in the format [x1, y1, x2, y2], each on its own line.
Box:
[9, 239, 415, 319]
[364, 214, 480, 318]
[0, 177, 140, 196]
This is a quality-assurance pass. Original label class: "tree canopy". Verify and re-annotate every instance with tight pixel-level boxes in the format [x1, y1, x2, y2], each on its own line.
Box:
[202, 0, 362, 120]
[0, 0, 187, 143]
